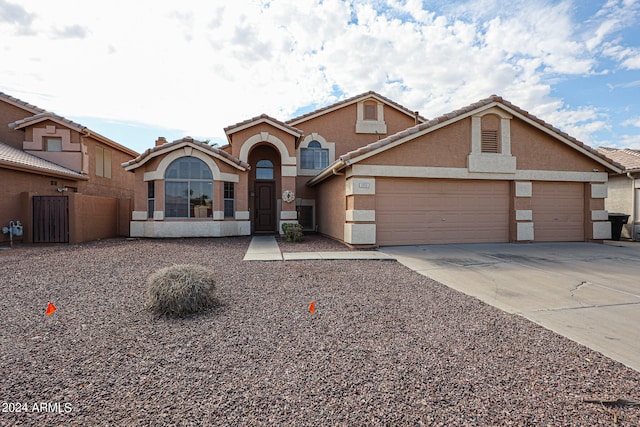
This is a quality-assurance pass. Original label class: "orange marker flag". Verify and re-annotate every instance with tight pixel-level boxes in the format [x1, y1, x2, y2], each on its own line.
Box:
[45, 302, 56, 316]
[308, 301, 315, 315]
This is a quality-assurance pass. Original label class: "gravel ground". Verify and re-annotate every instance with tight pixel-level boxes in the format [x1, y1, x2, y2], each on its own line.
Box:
[1, 237, 639, 426]
[276, 234, 353, 252]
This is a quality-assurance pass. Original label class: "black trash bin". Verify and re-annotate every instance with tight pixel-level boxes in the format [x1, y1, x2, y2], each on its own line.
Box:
[608, 213, 630, 241]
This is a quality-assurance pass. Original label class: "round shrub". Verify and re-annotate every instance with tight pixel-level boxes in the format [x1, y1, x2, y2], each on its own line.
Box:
[147, 264, 217, 316]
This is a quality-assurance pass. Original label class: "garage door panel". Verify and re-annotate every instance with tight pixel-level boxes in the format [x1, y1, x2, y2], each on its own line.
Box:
[532, 182, 584, 242]
[376, 179, 509, 245]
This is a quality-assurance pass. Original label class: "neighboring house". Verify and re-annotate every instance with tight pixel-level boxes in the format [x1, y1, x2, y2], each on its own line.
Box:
[0, 91, 138, 244]
[124, 91, 622, 246]
[596, 147, 640, 240]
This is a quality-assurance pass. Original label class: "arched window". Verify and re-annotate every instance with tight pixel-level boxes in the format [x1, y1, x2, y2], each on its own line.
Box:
[165, 157, 213, 218]
[256, 159, 274, 180]
[301, 141, 329, 170]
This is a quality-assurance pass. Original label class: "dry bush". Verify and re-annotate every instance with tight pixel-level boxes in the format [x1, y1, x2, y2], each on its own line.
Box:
[282, 223, 304, 242]
[147, 264, 217, 316]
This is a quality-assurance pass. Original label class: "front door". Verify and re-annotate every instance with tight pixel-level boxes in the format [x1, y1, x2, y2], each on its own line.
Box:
[255, 181, 276, 233]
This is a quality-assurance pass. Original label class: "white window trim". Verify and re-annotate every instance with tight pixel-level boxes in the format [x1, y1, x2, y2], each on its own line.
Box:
[468, 107, 516, 174]
[143, 148, 239, 182]
[297, 133, 335, 176]
[356, 100, 387, 134]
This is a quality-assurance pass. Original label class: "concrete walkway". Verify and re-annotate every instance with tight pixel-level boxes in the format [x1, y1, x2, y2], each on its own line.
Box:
[243, 236, 395, 261]
[243, 236, 283, 261]
[379, 242, 640, 372]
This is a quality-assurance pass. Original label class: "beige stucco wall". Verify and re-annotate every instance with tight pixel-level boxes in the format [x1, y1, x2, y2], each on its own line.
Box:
[315, 173, 346, 241]
[605, 174, 635, 239]
[79, 136, 136, 199]
[291, 99, 417, 215]
[0, 168, 130, 244]
[510, 119, 602, 172]
[356, 116, 604, 173]
[293, 103, 418, 158]
[16, 118, 136, 201]
[358, 119, 471, 168]
[0, 169, 79, 244]
[0, 100, 36, 149]
[68, 193, 129, 244]
[228, 123, 297, 163]
[334, 109, 612, 245]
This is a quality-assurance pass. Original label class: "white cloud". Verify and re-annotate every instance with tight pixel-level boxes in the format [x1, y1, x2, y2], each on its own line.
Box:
[52, 24, 88, 39]
[619, 133, 640, 149]
[622, 116, 640, 127]
[621, 51, 640, 69]
[586, 0, 639, 45]
[0, 0, 32, 25]
[0, 0, 638, 151]
[544, 106, 610, 145]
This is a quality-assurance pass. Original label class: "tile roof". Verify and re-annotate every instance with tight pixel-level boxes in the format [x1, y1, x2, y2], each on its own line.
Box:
[0, 91, 47, 114]
[0, 140, 85, 179]
[122, 136, 250, 170]
[339, 95, 624, 172]
[286, 90, 427, 125]
[9, 111, 87, 131]
[2, 91, 138, 157]
[596, 147, 640, 172]
[224, 113, 303, 136]
[2, 91, 88, 132]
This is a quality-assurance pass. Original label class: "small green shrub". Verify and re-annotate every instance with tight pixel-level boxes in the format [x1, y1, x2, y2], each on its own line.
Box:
[282, 223, 304, 243]
[147, 264, 217, 316]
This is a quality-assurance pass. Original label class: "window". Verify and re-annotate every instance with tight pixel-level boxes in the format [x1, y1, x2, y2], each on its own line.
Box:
[224, 182, 235, 218]
[96, 146, 112, 178]
[256, 159, 274, 179]
[147, 181, 155, 219]
[46, 137, 62, 152]
[300, 141, 329, 170]
[164, 157, 213, 218]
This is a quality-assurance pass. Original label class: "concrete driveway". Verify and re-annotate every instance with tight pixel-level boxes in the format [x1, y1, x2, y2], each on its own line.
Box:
[379, 241, 640, 372]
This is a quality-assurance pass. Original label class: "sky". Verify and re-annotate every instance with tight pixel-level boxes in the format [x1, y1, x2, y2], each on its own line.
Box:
[1, 0, 639, 154]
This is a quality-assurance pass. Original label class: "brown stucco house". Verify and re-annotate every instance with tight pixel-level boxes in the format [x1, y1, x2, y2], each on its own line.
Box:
[596, 147, 640, 240]
[0, 91, 138, 245]
[123, 91, 622, 246]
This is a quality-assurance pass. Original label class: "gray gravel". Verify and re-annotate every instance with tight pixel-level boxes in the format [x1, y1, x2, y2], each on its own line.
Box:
[1, 236, 639, 426]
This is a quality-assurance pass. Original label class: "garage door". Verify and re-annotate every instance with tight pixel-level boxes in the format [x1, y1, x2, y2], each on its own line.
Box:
[376, 179, 510, 245]
[532, 182, 584, 242]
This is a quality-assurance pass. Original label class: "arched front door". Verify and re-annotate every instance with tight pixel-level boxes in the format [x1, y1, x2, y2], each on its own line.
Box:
[254, 160, 276, 232]
[249, 144, 280, 233]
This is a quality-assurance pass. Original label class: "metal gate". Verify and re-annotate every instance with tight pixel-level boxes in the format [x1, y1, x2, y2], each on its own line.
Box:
[33, 196, 69, 243]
